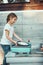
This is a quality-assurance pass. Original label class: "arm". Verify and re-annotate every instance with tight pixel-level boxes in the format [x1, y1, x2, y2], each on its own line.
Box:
[13, 32, 22, 41]
[5, 30, 17, 45]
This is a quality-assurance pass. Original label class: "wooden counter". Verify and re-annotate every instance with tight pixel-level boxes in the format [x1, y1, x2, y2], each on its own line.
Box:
[0, 0, 43, 11]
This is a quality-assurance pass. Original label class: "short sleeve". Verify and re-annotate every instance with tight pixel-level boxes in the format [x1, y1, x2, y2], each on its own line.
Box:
[4, 24, 10, 31]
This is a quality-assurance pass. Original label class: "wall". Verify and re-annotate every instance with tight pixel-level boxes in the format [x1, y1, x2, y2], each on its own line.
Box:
[0, 11, 43, 48]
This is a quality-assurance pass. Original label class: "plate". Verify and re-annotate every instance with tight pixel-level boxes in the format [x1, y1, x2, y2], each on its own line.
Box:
[18, 42, 28, 45]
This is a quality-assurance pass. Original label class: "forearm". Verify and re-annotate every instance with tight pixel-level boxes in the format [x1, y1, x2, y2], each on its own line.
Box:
[5, 30, 17, 44]
[14, 33, 22, 41]
[6, 35, 16, 44]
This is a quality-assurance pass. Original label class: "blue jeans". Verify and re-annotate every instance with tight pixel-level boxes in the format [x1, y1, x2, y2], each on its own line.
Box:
[1, 45, 10, 65]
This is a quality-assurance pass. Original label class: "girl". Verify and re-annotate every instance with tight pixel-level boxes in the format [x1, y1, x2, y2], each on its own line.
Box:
[1, 13, 22, 65]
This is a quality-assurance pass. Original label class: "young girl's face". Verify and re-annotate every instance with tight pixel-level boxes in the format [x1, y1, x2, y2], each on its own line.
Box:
[10, 17, 17, 24]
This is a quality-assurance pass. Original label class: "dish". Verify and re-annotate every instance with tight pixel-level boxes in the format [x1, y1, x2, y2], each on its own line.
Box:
[17, 42, 28, 45]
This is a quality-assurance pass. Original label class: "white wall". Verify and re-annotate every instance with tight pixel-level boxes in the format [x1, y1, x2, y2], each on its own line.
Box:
[0, 11, 43, 48]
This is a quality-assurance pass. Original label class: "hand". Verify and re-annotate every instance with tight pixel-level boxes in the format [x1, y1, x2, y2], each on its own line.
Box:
[15, 43, 17, 46]
[19, 39, 23, 42]
[13, 41, 17, 46]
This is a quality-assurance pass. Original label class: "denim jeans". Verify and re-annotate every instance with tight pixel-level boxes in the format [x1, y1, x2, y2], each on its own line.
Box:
[1, 45, 10, 65]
